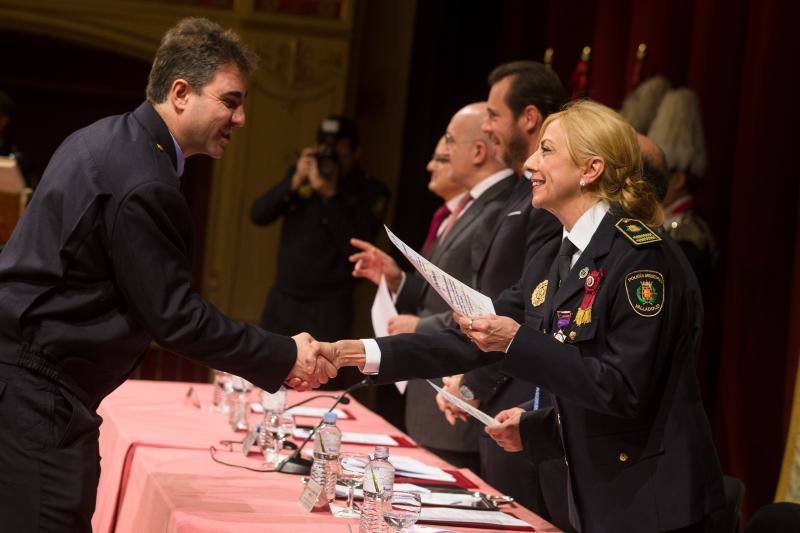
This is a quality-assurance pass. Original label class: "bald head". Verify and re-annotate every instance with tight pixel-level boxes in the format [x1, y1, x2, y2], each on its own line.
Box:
[638, 133, 668, 202]
[445, 102, 505, 189]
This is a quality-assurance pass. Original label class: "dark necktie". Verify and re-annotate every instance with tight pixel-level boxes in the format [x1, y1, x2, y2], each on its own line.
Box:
[422, 204, 451, 256]
[558, 237, 578, 287]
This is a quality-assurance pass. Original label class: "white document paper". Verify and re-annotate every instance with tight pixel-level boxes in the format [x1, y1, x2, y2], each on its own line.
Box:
[371, 275, 407, 394]
[385, 226, 495, 317]
[371, 274, 398, 338]
[284, 406, 348, 419]
[335, 482, 430, 500]
[421, 492, 484, 507]
[427, 380, 498, 427]
[419, 507, 531, 528]
[388, 455, 456, 482]
[292, 428, 398, 446]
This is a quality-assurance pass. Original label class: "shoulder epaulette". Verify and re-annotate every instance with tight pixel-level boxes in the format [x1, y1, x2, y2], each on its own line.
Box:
[615, 218, 662, 246]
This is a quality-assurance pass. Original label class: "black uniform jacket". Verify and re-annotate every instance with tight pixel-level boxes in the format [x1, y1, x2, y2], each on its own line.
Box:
[0, 102, 296, 409]
[374, 210, 725, 533]
[462, 179, 561, 413]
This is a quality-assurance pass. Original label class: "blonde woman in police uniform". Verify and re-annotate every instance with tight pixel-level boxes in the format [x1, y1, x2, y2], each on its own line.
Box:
[329, 100, 725, 533]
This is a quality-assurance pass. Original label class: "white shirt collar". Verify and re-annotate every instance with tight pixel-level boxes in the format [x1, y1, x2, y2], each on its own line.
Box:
[168, 131, 185, 177]
[563, 200, 610, 253]
[468, 168, 513, 199]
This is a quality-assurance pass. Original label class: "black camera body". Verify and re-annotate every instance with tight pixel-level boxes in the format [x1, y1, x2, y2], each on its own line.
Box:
[313, 143, 339, 181]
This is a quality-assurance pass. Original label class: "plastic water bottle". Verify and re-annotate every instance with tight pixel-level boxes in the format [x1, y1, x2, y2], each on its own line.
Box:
[358, 446, 395, 533]
[309, 412, 342, 503]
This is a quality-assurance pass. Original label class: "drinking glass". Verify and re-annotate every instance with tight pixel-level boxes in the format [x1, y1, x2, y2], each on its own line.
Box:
[261, 411, 281, 465]
[333, 451, 370, 518]
[276, 413, 296, 453]
[260, 386, 287, 414]
[382, 491, 422, 532]
[213, 371, 232, 413]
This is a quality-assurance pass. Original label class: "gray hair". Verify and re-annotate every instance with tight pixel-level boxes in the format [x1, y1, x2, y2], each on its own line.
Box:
[146, 17, 258, 104]
[620, 76, 672, 133]
[647, 88, 707, 176]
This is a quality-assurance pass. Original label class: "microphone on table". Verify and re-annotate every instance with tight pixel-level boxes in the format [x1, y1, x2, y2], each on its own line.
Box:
[285, 394, 351, 411]
[276, 377, 373, 475]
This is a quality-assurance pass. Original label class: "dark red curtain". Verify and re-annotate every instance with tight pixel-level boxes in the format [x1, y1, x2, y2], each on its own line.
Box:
[547, 0, 799, 519]
[398, 0, 797, 519]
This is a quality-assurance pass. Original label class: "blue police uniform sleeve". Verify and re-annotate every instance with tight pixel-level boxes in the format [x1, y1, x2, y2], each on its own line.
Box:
[503, 247, 669, 418]
[110, 181, 296, 391]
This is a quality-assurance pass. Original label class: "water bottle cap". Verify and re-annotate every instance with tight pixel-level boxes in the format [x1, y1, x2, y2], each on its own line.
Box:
[322, 412, 337, 424]
[373, 445, 389, 458]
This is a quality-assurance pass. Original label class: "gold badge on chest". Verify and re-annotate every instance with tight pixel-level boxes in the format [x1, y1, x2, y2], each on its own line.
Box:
[531, 280, 548, 307]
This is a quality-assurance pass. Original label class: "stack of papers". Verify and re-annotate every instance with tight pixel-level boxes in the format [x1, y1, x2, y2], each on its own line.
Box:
[419, 507, 531, 528]
[285, 406, 349, 419]
[389, 455, 456, 482]
[335, 482, 429, 500]
[292, 428, 398, 446]
[249, 404, 348, 419]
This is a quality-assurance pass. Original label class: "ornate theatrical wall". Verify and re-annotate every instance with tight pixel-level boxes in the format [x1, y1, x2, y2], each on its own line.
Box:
[0, 0, 415, 328]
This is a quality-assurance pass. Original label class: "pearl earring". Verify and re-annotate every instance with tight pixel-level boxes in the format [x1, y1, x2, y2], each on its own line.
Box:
[579, 179, 586, 188]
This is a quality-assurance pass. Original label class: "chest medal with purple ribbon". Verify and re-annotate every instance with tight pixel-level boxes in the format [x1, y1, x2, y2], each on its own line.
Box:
[553, 310, 572, 342]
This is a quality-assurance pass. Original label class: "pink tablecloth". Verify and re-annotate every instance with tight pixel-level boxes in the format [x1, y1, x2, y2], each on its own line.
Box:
[93, 379, 560, 532]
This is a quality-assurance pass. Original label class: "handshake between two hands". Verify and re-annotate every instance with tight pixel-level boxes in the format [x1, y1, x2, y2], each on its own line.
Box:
[283, 334, 367, 392]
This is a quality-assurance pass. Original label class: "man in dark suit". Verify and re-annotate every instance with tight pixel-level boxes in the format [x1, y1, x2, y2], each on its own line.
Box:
[250, 117, 389, 344]
[351, 102, 515, 470]
[0, 18, 332, 532]
[435, 61, 565, 518]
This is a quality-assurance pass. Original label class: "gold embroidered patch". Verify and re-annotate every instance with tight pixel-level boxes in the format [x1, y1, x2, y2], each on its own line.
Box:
[531, 280, 548, 307]
[615, 218, 662, 246]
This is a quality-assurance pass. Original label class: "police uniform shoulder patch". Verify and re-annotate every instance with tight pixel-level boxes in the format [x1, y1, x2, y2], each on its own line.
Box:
[615, 218, 662, 246]
[625, 270, 665, 317]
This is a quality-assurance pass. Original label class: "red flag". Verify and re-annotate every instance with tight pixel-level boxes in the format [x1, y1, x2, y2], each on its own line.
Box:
[569, 46, 591, 100]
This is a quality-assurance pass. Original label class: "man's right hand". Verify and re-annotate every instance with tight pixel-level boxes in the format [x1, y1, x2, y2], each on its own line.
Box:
[315, 339, 369, 372]
[290, 147, 316, 190]
[284, 332, 338, 391]
[485, 407, 525, 452]
[349, 238, 403, 292]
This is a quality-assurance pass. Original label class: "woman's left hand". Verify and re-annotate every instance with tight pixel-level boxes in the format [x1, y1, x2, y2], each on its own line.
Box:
[454, 312, 521, 352]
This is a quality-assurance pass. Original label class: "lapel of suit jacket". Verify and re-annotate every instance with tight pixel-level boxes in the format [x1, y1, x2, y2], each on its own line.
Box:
[476, 176, 526, 271]
[436, 175, 514, 257]
[549, 211, 617, 315]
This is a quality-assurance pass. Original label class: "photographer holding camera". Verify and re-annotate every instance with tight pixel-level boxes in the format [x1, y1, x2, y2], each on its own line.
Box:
[251, 117, 389, 352]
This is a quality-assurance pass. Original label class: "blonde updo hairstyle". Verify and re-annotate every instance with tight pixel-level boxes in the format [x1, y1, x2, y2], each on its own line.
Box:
[542, 100, 664, 227]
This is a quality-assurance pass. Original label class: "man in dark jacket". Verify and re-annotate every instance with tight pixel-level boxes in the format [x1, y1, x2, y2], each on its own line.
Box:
[0, 18, 332, 532]
[251, 117, 389, 342]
